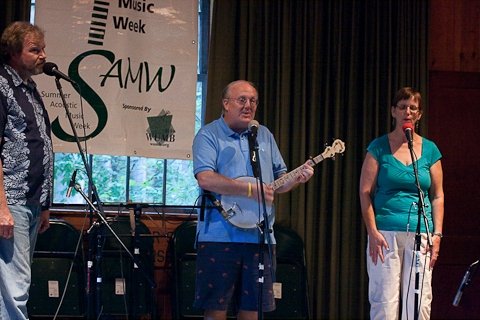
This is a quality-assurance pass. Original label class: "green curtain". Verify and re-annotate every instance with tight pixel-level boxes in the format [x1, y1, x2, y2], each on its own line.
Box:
[206, 0, 428, 318]
[0, 0, 31, 32]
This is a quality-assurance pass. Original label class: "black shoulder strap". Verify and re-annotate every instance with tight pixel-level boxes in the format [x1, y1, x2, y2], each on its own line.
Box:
[199, 190, 208, 221]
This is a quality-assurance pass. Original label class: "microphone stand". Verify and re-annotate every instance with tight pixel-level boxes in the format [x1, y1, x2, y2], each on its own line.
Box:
[406, 136, 432, 320]
[452, 259, 479, 307]
[53, 77, 156, 319]
[249, 133, 274, 320]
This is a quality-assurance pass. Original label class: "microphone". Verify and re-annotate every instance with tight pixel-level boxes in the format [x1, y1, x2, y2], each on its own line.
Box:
[402, 122, 414, 148]
[204, 193, 231, 220]
[453, 260, 479, 306]
[66, 169, 77, 198]
[211, 198, 231, 220]
[248, 120, 260, 177]
[248, 120, 259, 138]
[43, 62, 77, 84]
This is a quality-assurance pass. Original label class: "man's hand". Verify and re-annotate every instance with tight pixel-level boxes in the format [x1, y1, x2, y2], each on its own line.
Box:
[0, 207, 14, 239]
[38, 209, 50, 234]
[252, 183, 275, 205]
[297, 161, 315, 183]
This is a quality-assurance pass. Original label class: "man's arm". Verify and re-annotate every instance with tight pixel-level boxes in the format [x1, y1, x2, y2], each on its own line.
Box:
[196, 170, 275, 204]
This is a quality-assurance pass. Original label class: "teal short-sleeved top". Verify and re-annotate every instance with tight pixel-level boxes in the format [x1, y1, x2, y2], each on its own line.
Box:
[367, 134, 442, 233]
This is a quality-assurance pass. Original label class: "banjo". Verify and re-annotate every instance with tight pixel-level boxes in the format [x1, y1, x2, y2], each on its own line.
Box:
[219, 139, 345, 229]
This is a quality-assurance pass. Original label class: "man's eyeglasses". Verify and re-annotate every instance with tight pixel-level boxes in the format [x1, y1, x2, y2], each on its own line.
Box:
[226, 96, 259, 107]
[396, 104, 419, 113]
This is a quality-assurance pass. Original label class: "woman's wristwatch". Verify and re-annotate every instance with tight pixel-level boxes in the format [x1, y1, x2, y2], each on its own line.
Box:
[433, 232, 443, 238]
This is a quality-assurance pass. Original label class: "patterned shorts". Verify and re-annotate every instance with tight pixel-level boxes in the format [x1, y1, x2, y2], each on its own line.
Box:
[193, 242, 276, 313]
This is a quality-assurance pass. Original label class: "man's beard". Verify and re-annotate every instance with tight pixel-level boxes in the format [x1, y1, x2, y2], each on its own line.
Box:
[31, 64, 43, 76]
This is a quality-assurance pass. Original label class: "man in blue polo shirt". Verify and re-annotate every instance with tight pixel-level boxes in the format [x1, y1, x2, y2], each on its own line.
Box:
[192, 80, 314, 320]
[0, 21, 53, 319]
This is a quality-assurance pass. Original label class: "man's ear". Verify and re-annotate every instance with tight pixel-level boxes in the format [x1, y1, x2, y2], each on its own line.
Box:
[222, 99, 229, 113]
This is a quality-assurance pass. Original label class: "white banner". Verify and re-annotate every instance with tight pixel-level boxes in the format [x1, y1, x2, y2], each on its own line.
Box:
[35, 0, 198, 159]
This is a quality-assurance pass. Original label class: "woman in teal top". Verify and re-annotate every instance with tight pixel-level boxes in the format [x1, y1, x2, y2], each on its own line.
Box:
[359, 87, 444, 320]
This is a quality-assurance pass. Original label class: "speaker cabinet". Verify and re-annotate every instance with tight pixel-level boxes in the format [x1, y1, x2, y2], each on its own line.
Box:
[97, 253, 152, 316]
[175, 254, 202, 318]
[28, 219, 85, 318]
[265, 261, 308, 319]
[171, 221, 203, 319]
[91, 216, 155, 318]
[29, 255, 85, 317]
[265, 224, 309, 319]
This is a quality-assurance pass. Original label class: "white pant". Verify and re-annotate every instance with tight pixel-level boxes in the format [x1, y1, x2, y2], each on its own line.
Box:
[367, 231, 433, 320]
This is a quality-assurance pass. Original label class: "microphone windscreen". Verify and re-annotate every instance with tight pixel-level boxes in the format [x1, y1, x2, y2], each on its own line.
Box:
[248, 120, 259, 132]
[42, 62, 58, 76]
[402, 122, 414, 132]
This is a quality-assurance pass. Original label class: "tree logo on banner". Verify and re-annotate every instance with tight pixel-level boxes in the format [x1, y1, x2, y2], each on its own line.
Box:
[146, 110, 176, 147]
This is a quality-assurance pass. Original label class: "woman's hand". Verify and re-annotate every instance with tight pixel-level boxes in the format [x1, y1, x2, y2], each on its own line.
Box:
[369, 230, 389, 265]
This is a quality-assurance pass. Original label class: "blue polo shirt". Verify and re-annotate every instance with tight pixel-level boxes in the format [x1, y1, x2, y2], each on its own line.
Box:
[193, 116, 287, 243]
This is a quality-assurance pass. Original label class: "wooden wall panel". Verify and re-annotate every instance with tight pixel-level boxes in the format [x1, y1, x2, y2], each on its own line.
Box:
[430, 0, 480, 72]
[428, 71, 480, 319]
[429, 3, 480, 318]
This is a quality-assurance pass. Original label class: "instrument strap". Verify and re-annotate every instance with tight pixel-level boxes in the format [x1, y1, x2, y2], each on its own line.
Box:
[199, 190, 208, 221]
